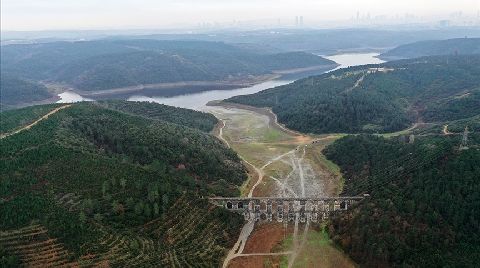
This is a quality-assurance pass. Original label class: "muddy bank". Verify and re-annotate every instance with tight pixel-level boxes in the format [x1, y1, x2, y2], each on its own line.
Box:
[207, 101, 304, 137]
[72, 74, 279, 99]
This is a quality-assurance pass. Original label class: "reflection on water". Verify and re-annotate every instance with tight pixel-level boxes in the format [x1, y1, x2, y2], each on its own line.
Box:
[128, 80, 288, 111]
[57, 53, 385, 111]
[325, 53, 384, 71]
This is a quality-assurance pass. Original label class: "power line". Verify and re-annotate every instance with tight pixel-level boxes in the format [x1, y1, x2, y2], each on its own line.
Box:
[459, 126, 469, 150]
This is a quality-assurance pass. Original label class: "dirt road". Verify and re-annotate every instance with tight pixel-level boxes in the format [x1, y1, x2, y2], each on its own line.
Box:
[1, 105, 71, 140]
[443, 124, 452, 135]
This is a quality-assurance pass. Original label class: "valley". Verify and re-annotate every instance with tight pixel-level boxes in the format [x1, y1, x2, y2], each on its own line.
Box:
[0, 39, 337, 108]
[2, 26, 480, 267]
[207, 103, 354, 267]
[123, 52, 383, 110]
[0, 52, 387, 268]
[201, 53, 480, 268]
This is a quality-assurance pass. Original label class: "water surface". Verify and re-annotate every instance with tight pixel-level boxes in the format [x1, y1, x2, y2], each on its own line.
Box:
[57, 52, 385, 110]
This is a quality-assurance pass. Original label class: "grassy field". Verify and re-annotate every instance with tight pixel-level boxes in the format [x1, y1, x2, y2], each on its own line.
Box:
[279, 225, 356, 268]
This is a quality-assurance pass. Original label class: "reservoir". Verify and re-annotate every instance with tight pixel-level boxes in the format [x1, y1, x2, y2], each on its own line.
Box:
[58, 52, 384, 110]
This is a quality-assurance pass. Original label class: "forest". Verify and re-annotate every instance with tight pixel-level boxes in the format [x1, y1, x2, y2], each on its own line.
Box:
[0, 101, 246, 267]
[0, 39, 335, 98]
[96, 100, 219, 132]
[0, 103, 63, 133]
[379, 37, 480, 60]
[0, 74, 53, 108]
[227, 55, 480, 134]
[323, 134, 480, 267]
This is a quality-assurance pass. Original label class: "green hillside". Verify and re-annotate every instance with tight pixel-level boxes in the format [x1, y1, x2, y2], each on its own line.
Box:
[0, 101, 246, 267]
[96, 100, 218, 132]
[1, 103, 64, 133]
[1, 39, 336, 94]
[0, 74, 53, 108]
[227, 55, 480, 134]
[324, 134, 480, 267]
[379, 38, 480, 60]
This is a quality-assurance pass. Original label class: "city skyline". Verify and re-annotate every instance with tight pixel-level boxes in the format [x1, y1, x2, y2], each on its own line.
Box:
[2, 0, 480, 31]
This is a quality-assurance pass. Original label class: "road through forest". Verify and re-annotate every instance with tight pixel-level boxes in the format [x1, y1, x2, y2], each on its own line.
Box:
[0, 105, 71, 140]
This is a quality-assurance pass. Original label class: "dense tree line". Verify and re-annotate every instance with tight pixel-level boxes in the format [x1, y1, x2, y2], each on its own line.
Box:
[228, 55, 480, 134]
[323, 134, 480, 267]
[98, 100, 218, 132]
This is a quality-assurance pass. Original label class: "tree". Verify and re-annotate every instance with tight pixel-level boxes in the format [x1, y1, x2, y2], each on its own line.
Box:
[110, 177, 117, 188]
[94, 213, 103, 222]
[162, 194, 169, 210]
[134, 202, 144, 215]
[153, 203, 160, 216]
[79, 211, 87, 224]
[120, 178, 127, 190]
[148, 189, 159, 203]
[144, 204, 152, 218]
[82, 198, 94, 214]
[126, 197, 135, 209]
[102, 180, 109, 196]
[112, 201, 125, 215]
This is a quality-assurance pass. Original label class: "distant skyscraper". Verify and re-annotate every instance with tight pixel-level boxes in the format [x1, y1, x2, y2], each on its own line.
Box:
[439, 20, 451, 27]
[295, 16, 299, 27]
[299, 16, 304, 26]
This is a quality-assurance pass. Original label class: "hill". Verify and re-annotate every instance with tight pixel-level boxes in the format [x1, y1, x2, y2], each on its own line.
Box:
[226, 55, 480, 134]
[324, 133, 480, 267]
[4, 28, 480, 53]
[0, 74, 54, 108]
[379, 38, 480, 60]
[0, 101, 246, 267]
[1, 39, 336, 100]
[113, 28, 480, 55]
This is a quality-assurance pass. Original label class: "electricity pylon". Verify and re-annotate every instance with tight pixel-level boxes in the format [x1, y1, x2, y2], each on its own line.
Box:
[459, 126, 469, 150]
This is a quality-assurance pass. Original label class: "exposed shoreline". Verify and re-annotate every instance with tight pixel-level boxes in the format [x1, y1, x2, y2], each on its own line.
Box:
[60, 64, 336, 98]
[2, 95, 61, 111]
[207, 101, 304, 137]
[72, 74, 280, 97]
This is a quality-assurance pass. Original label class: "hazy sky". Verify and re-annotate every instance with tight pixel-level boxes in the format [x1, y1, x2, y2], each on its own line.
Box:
[2, 0, 480, 31]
